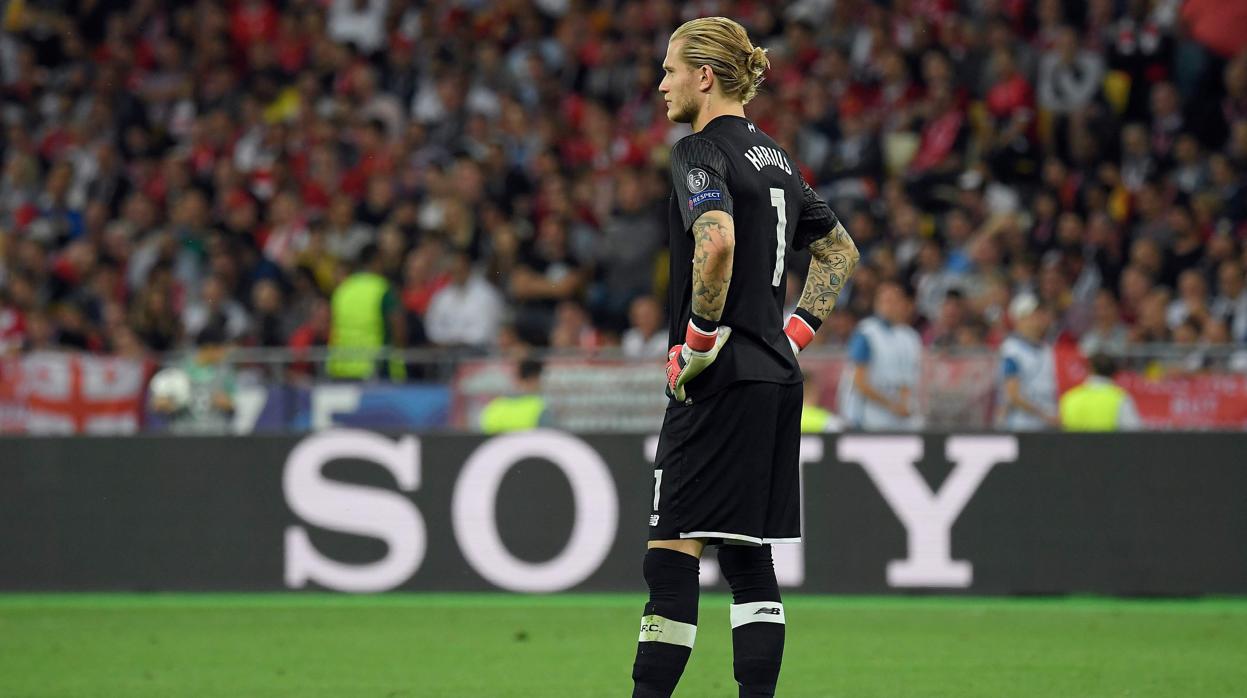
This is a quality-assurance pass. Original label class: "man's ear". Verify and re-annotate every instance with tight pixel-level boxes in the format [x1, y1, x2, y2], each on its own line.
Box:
[698, 65, 715, 94]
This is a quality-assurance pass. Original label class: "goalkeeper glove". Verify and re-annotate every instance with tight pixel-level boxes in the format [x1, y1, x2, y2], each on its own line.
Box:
[784, 309, 821, 357]
[666, 315, 732, 403]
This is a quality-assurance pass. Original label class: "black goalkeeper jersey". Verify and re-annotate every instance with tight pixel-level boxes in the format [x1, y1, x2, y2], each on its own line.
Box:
[666, 114, 839, 400]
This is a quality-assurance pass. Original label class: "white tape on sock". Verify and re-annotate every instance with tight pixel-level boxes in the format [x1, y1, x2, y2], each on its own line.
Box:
[638, 614, 698, 648]
[730, 602, 786, 629]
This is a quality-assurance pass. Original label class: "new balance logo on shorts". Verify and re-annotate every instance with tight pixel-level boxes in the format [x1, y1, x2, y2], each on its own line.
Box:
[649, 515, 660, 526]
[753, 607, 782, 616]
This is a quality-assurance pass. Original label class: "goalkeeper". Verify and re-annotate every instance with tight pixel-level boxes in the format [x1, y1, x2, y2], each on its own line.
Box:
[634, 16, 859, 698]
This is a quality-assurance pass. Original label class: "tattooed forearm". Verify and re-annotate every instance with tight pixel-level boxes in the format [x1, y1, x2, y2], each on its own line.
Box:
[690, 210, 736, 321]
[798, 221, 859, 321]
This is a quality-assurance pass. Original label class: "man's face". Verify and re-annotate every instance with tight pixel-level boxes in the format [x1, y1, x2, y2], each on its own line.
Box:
[875, 285, 907, 323]
[1221, 264, 1245, 297]
[1021, 309, 1051, 338]
[659, 41, 702, 124]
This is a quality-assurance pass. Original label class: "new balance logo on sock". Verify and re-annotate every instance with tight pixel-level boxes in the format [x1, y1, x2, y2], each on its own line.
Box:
[730, 602, 786, 628]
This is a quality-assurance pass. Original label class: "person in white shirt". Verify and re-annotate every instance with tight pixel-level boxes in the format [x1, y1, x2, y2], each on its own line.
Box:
[424, 251, 503, 348]
[1165, 269, 1210, 330]
[328, 0, 388, 54]
[1037, 26, 1105, 115]
[621, 295, 668, 359]
[1211, 260, 1247, 344]
[183, 275, 250, 343]
[998, 294, 1059, 431]
[837, 281, 923, 430]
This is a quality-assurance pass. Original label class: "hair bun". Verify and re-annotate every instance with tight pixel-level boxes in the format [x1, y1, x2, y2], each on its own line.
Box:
[748, 46, 770, 76]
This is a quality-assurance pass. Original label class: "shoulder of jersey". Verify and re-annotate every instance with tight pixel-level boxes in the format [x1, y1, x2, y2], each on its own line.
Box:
[857, 317, 881, 334]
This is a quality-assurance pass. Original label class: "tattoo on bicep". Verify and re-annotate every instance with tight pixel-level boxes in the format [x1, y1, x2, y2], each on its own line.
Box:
[798, 222, 859, 320]
[690, 213, 735, 321]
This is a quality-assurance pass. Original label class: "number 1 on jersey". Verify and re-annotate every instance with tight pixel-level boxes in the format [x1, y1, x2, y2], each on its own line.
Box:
[769, 188, 787, 287]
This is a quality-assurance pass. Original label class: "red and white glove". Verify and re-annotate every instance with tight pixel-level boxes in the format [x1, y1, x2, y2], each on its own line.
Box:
[784, 309, 821, 357]
[666, 316, 732, 402]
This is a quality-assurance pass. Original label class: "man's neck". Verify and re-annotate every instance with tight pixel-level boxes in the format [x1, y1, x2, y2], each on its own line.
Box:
[692, 98, 746, 133]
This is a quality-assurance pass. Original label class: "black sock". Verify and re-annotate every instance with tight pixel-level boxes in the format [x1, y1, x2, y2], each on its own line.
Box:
[632, 547, 701, 698]
[719, 544, 785, 698]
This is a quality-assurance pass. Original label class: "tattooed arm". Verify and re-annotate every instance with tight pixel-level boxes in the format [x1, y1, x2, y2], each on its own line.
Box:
[690, 210, 736, 322]
[665, 209, 735, 402]
[796, 220, 859, 324]
[785, 219, 860, 357]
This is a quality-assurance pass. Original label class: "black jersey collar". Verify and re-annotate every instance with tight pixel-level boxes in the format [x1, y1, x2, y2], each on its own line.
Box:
[700, 114, 752, 132]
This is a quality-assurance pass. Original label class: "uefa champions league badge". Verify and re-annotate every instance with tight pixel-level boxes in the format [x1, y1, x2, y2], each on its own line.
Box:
[687, 168, 709, 193]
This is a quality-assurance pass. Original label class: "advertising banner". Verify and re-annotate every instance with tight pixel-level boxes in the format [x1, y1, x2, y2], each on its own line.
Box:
[2, 431, 1245, 595]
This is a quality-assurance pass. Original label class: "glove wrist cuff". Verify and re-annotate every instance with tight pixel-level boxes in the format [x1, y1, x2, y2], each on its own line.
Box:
[685, 315, 718, 353]
[785, 311, 819, 352]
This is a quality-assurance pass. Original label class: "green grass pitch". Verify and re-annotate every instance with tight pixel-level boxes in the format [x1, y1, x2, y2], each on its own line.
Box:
[2, 593, 1245, 697]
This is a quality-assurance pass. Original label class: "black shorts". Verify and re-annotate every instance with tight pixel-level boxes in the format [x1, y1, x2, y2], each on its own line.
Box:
[649, 380, 803, 546]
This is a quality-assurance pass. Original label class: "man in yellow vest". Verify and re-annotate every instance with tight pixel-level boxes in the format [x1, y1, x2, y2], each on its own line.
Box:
[800, 370, 842, 433]
[480, 357, 548, 433]
[328, 243, 407, 381]
[1060, 353, 1142, 431]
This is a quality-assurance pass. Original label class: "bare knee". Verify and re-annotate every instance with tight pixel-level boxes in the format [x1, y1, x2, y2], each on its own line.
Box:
[648, 538, 706, 559]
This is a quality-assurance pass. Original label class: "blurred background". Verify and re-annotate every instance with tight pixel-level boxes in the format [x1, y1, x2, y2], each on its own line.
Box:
[2, 0, 1247, 435]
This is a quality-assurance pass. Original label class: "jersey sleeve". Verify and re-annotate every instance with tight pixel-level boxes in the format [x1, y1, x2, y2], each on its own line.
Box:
[847, 331, 871, 364]
[1001, 355, 1020, 379]
[793, 179, 841, 251]
[670, 136, 733, 231]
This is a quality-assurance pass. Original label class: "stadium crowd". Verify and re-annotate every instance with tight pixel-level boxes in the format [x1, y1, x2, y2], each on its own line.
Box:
[2, 0, 1247, 368]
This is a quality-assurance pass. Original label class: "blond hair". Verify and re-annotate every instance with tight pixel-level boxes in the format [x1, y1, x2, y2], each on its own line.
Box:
[670, 17, 770, 105]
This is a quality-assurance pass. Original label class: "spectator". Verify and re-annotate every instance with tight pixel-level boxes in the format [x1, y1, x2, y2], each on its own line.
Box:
[984, 48, 1037, 183]
[591, 169, 663, 331]
[998, 294, 1058, 431]
[327, 0, 388, 55]
[249, 278, 290, 348]
[1037, 26, 1105, 116]
[837, 282, 922, 430]
[1212, 260, 1247, 343]
[400, 241, 452, 319]
[1080, 289, 1131, 357]
[906, 82, 967, 198]
[425, 250, 504, 349]
[288, 297, 331, 378]
[183, 275, 250, 345]
[327, 243, 406, 381]
[510, 217, 587, 346]
[1169, 134, 1210, 194]
[1166, 269, 1211, 330]
[549, 300, 603, 351]
[922, 289, 969, 348]
[1149, 82, 1185, 160]
[621, 295, 667, 360]
[323, 194, 373, 264]
[822, 97, 884, 204]
[1059, 353, 1142, 431]
[910, 238, 960, 323]
[1132, 288, 1173, 344]
[1120, 124, 1158, 191]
